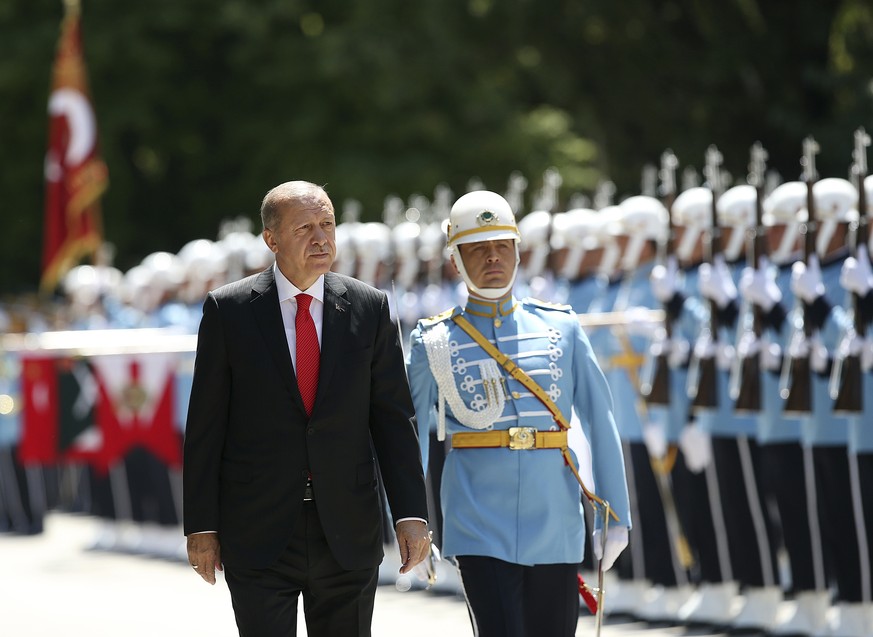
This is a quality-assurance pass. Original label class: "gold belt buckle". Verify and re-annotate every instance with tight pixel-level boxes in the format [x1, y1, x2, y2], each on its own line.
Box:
[508, 427, 536, 450]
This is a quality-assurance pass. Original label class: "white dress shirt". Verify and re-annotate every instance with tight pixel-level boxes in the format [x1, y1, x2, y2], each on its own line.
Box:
[274, 264, 325, 376]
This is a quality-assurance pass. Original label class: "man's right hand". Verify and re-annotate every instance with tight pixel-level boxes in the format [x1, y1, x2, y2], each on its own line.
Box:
[187, 533, 223, 585]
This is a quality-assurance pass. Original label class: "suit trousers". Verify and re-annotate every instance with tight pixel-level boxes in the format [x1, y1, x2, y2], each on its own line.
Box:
[224, 501, 379, 637]
[456, 555, 579, 637]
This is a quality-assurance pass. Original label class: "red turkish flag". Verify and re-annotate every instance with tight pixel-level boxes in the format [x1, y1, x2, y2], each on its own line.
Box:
[41, 2, 108, 293]
[18, 357, 60, 465]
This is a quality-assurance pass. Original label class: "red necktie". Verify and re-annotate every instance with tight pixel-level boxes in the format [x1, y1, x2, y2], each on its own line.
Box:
[295, 293, 320, 416]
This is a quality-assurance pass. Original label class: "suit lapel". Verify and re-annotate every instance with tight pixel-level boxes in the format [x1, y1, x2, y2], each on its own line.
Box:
[250, 268, 306, 412]
[316, 273, 350, 411]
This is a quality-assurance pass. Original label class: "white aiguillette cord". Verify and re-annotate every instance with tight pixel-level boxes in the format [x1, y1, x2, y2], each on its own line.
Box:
[451, 314, 619, 523]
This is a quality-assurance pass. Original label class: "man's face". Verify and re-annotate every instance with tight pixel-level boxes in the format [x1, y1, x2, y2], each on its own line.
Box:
[263, 194, 336, 289]
[454, 239, 516, 290]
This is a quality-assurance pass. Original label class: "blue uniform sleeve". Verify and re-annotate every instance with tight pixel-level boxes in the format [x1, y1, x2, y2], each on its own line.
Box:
[406, 324, 438, 474]
[570, 317, 632, 529]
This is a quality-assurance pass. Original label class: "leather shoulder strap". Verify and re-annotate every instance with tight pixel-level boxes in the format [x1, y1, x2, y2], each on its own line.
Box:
[451, 313, 618, 522]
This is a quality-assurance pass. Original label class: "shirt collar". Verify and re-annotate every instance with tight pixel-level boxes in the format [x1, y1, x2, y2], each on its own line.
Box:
[273, 263, 325, 304]
[464, 293, 517, 318]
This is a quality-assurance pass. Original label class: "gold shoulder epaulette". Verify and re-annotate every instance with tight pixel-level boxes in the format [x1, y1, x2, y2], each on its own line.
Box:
[420, 307, 456, 327]
[524, 297, 572, 312]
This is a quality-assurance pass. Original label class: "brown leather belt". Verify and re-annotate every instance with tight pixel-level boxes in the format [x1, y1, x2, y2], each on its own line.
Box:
[451, 427, 568, 450]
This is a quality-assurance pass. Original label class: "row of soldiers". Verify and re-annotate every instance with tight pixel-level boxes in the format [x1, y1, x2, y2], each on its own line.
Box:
[1, 138, 872, 634]
[491, 138, 871, 637]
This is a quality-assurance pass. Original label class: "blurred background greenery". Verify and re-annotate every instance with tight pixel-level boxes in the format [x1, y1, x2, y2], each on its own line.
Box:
[2, 0, 873, 293]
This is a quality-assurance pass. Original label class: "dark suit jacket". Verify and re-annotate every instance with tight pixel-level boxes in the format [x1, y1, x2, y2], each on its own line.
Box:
[182, 269, 428, 570]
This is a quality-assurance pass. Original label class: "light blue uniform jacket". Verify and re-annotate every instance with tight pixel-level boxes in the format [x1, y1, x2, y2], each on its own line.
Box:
[595, 265, 657, 443]
[798, 259, 851, 447]
[757, 264, 803, 444]
[407, 295, 631, 565]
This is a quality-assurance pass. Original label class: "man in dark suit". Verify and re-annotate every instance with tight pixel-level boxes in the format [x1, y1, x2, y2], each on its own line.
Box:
[183, 180, 430, 637]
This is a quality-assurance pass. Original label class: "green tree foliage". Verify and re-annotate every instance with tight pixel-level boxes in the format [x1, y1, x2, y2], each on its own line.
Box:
[1, 0, 872, 293]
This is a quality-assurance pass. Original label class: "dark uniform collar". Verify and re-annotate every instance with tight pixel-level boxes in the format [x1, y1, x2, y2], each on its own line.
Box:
[464, 293, 518, 318]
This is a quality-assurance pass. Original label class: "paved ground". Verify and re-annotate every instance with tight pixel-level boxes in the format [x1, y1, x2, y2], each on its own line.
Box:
[0, 512, 728, 636]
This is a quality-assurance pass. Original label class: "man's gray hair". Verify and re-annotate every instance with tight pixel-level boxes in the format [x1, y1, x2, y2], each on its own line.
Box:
[260, 181, 332, 230]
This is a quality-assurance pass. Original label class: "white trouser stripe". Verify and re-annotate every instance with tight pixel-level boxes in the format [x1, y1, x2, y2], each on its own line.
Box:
[705, 458, 733, 581]
[623, 440, 646, 579]
[737, 435, 775, 587]
[848, 450, 871, 602]
[803, 446, 826, 591]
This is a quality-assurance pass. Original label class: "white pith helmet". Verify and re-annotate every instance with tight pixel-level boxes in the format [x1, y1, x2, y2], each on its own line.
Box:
[812, 177, 858, 256]
[671, 187, 713, 262]
[616, 196, 668, 270]
[355, 222, 392, 286]
[864, 174, 873, 215]
[595, 205, 623, 275]
[333, 222, 357, 277]
[141, 251, 185, 293]
[716, 184, 757, 261]
[517, 209, 553, 279]
[763, 181, 806, 264]
[550, 208, 600, 280]
[447, 190, 520, 299]
[391, 220, 422, 289]
[418, 221, 447, 263]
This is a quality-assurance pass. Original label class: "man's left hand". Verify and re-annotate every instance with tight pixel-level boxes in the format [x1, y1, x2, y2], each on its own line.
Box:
[395, 520, 430, 574]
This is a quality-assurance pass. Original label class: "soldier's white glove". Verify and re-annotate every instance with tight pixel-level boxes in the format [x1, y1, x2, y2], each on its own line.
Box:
[736, 330, 761, 359]
[698, 257, 737, 309]
[668, 337, 691, 368]
[679, 423, 712, 474]
[834, 332, 863, 375]
[692, 331, 715, 361]
[739, 265, 782, 312]
[643, 421, 667, 459]
[761, 338, 783, 372]
[791, 257, 825, 305]
[810, 335, 829, 374]
[840, 246, 873, 297]
[651, 256, 681, 303]
[592, 526, 629, 572]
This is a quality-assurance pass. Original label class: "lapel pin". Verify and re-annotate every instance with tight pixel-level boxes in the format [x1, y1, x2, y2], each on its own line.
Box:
[335, 303, 345, 312]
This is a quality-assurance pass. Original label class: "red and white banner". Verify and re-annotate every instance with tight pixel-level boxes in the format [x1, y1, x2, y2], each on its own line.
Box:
[19, 353, 182, 475]
[41, 1, 108, 292]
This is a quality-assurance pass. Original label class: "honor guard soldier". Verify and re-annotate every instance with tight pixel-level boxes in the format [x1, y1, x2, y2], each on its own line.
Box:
[789, 172, 870, 637]
[740, 179, 831, 636]
[406, 190, 631, 637]
[601, 196, 696, 623]
[838, 170, 873, 637]
[648, 182, 739, 628]
[691, 178, 784, 633]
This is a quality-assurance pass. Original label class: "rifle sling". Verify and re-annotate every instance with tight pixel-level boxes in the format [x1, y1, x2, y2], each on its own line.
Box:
[452, 314, 618, 522]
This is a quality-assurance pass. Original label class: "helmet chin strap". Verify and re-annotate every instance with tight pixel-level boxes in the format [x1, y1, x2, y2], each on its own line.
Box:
[453, 243, 520, 300]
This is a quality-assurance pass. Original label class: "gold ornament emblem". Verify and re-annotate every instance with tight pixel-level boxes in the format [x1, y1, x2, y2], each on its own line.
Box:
[476, 210, 499, 226]
[121, 382, 148, 412]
